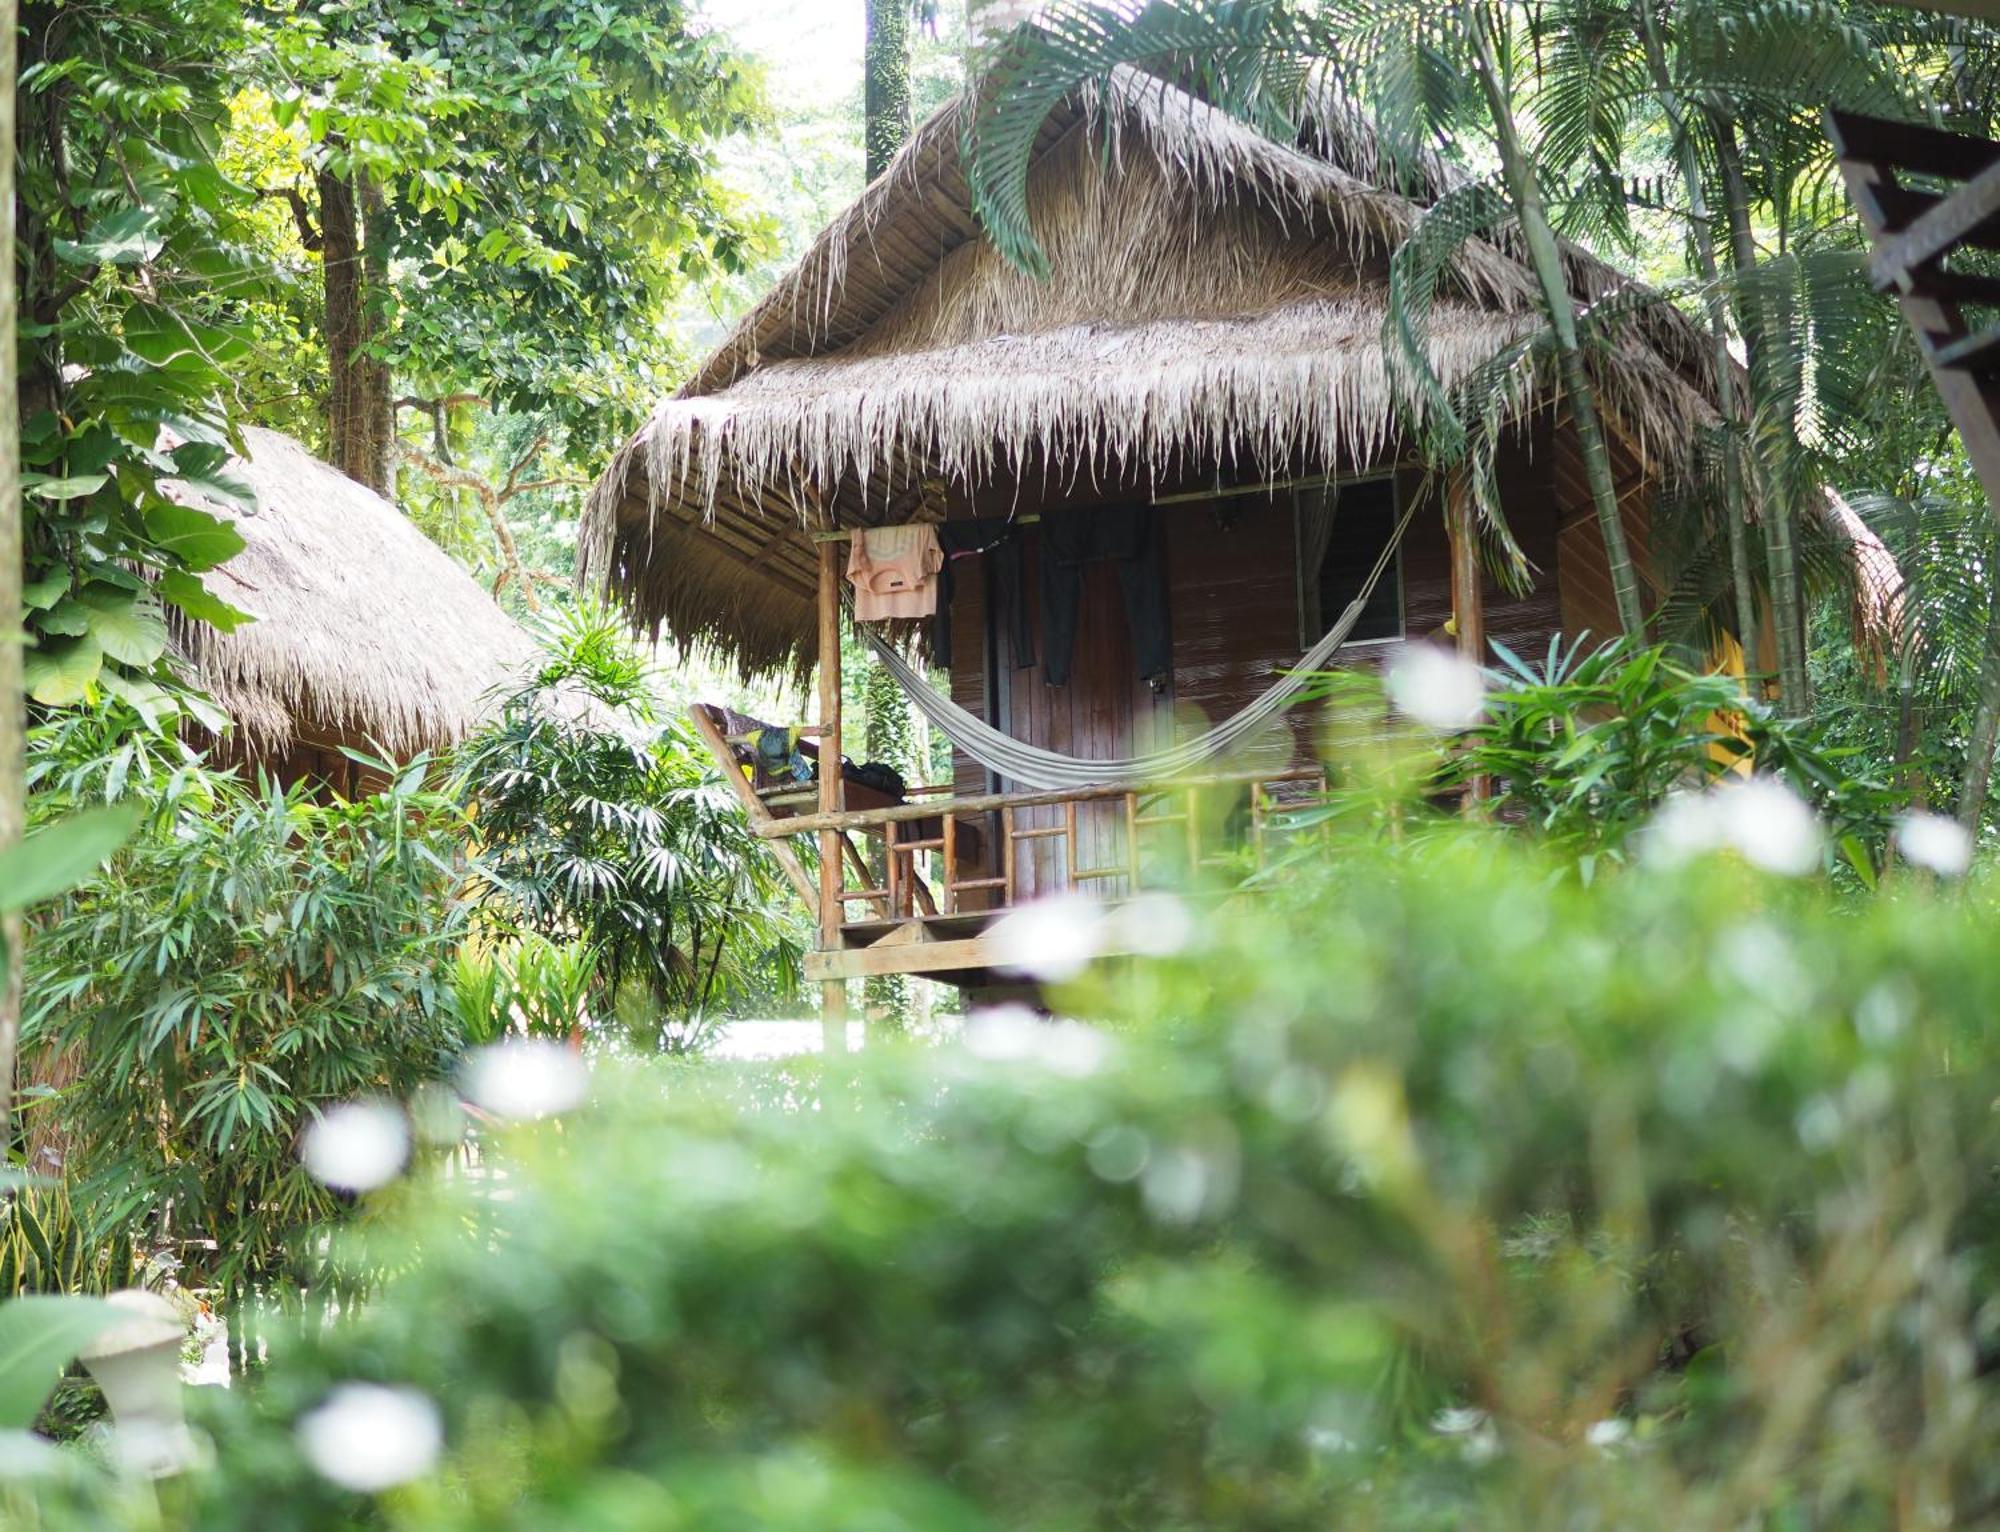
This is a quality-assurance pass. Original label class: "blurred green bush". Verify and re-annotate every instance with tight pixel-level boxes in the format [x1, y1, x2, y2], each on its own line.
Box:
[13, 834, 2000, 1529]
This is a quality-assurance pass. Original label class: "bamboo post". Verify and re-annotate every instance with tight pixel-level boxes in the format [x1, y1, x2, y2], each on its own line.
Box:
[1447, 474, 1490, 806]
[1447, 473, 1485, 663]
[816, 540, 848, 1054]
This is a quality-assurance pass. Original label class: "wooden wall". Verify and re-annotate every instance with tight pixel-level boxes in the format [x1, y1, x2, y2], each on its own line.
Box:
[933, 415, 1646, 896]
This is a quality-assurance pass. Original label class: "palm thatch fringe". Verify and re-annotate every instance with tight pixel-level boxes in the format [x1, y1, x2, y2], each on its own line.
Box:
[172, 427, 542, 757]
[580, 72, 1717, 678]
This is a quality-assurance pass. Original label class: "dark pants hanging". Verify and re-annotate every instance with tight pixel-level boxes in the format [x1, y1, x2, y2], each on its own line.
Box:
[1039, 505, 1172, 687]
[935, 519, 1033, 671]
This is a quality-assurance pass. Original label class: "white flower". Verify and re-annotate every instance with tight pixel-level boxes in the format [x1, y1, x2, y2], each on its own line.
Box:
[297, 1384, 442, 1493]
[1720, 776, 1823, 876]
[1586, 1417, 1631, 1450]
[1895, 811, 1973, 877]
[962, 1005, 1115, 1078]
[1645, 776, 1822, 877]
[458, 1039, 589, 1121]
[988, 893, 1105, 982]
[1101, 890, 1194, 958]
[299, 1101, 410, 1194]
[1385, 646, 1486, 730]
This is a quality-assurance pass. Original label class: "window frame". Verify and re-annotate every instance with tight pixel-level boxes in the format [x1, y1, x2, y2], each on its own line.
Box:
[1294, 471, 1406, 652]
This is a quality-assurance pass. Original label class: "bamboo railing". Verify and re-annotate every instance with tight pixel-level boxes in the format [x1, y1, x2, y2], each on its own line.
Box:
[754, 766, 1331, 932]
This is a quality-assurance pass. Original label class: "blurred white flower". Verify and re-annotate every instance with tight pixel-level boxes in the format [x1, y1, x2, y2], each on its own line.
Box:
[1645, 776, 1822, 877]
[1101, 890, 1194, 958]
[1586, 1417, 1632, 1450]
[1385, 645, 1486, 731]
[1895, 811, 1973, 877]
[963, 1005, 1115, 1078]
[299, 1101, 410, 1194]
[1721, 776, 1823, 876]
[458, 1039, 590, 1121]
[297, 1384, 441, 1493]
[988, 893, 1104, 982]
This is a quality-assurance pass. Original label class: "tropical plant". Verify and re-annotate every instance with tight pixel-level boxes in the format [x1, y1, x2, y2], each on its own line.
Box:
[1442, 637, 1898, 868]
[445, 933, 599, 1046]
[20, 713, 466, 1308]
[452, 606, 803, 1051]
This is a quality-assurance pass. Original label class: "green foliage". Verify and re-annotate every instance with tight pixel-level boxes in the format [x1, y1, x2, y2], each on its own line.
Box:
[20, 716, 467, 1300]
[452, 607, 803, 1048]
[1443, 638, 1897, 862]
[255, 0, 764, 445]
[20, 836, 2000, 1527]
[18, 0, 266, 716]
[446, 934, 599, 1045]
[0, 1181, 134, 1300]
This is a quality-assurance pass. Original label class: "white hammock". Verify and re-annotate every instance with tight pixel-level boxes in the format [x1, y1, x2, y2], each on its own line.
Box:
[863, 498, 1415, 791]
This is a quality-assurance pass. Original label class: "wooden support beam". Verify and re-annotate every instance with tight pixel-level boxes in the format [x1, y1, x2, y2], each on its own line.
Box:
[1865, 155, 2000, 289]
[1446, 473, 1485, 662]
[686, 704, 819, 923]
[805, 933, 1007, 983]
[815, 539, 848, 1054]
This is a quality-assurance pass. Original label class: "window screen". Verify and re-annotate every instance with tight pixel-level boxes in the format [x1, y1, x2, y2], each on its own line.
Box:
[1298, 477, 1403, 645]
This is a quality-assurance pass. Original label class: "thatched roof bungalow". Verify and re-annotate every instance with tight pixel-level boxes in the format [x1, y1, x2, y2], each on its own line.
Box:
[579, 72, 1735, 991]
[175, 427, 541, 794]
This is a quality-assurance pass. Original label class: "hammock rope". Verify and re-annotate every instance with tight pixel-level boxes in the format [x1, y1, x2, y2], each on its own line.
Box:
[862, 497, 1416, 791]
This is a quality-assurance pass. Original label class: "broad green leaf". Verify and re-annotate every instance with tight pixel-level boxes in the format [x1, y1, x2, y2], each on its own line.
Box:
[144, 500, 246, 571]
[75, 588, 166, 667]
[21, 573, 69, 612]
[23, 474, 108, 503]
[34, 601, 92, 639]
[50, 207, 164, 268]
[23, 635, 104, 706]
[0, 807, 140, 915]
[159, 570, 253, 632]
[0, 1297, 126, 1431]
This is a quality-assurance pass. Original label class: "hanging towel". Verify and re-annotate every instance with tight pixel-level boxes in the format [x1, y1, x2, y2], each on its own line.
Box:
[1040, 506, 1172, 687]
[847, 524, 944, 621]
[934, 518, 1034, 671]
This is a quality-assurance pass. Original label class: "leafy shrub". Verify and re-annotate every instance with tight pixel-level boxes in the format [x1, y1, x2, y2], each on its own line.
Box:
[452, 607, 803, 1048]
[1306, 639, 1899, 876]
[22, 718, 466, 1305]
[22, 833, 2000, 1529]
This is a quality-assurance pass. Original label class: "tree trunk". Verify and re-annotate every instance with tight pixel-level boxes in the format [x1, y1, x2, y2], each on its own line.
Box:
[0, 0, 22, 1150]
[1467, 4, 1645, 639]
[1638, 5, 1758, 657]
[1956, 565, 2000, 828]
[1713, 112, 1810, 713]
[319, 168, 394, 496]
[864, 0, 914, 182]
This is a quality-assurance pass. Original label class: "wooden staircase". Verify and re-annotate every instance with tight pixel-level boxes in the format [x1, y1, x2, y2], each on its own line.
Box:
[1828, 109, 2000, 510]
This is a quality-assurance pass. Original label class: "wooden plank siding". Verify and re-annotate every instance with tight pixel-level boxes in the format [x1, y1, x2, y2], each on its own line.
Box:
[936, 417, 1644, 896]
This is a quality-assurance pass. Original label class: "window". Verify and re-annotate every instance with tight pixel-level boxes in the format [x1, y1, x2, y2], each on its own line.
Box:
[1296, 476, 1403, 647]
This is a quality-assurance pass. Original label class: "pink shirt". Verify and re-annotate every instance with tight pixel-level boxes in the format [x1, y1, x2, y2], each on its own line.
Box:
[846, 524, 943, 620]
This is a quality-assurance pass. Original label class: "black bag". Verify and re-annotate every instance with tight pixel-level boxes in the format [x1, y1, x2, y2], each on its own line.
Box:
[845, 760, 907, 800]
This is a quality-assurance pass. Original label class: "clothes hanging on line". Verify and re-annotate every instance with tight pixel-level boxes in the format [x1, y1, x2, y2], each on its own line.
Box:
[1039, 505, 1172, 687]
[934, 517, 1033, 671]
[847, 523, 943, 621]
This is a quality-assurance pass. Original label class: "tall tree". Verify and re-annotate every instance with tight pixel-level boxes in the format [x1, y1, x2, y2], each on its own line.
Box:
[0, 0, 21, 1145]
[260, 0, 760, 493]
[866, 0, 915, 181]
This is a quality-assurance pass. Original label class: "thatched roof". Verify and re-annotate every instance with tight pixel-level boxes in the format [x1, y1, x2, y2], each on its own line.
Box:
[583, 70, 1717, 677]
[173, 427, 542, 757]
